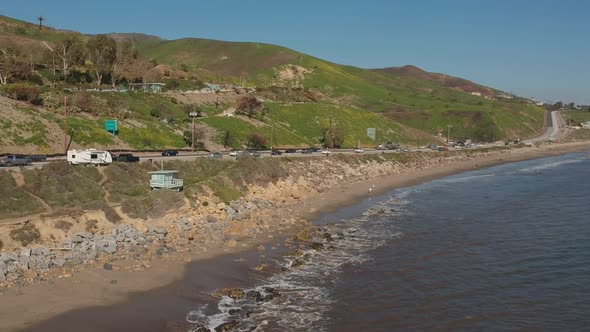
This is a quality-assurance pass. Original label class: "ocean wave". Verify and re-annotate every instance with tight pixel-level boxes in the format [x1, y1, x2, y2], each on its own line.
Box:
[519, 157, 587, 172]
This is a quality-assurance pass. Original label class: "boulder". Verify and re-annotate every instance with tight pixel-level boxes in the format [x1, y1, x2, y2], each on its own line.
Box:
[246, 290, 264, 302]
[311, 242, 324, 251]
[52, 258, 66, 267]
[31, 246, 49, 257]
[216, 202, 226, 210]
[214, 321, 238, 332]
[71, 234, 84, 244]
[149, 227, 168, 240]
[176, 219, 193, 232]
[97, 239, 117, 254]
[0, 262, 7, 281]
[20, 248, 32, 258]
[214, 288, 245, 300]
[0, 252, 18, 264]
[206, 215, 218, 224]
[18, 256, 29, 270]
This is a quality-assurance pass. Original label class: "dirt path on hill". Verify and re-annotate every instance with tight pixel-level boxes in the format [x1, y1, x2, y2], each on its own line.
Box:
[10, 172, 52, 213]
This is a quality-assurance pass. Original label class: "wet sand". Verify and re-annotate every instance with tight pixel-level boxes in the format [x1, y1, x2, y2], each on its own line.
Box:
[2, 141, 590, 331]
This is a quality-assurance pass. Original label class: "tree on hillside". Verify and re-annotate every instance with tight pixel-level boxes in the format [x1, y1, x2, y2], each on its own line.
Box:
[248, 133, 267, 150]
[319, 116, 345, 148]
[87, 35, 117, 87]
[223, 131, 234, 148]
[112, 41, 138, 88]
[56, 37, 85, 78]
[235, 95, 265, 118]
[0, 48, 17, 85]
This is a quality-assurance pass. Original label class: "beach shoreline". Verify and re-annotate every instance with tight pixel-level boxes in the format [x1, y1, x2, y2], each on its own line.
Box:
[1, 141, 590, 331]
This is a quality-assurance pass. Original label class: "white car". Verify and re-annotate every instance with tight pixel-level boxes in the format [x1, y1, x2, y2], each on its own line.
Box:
[354, 148, 364, 153]
[229, 150, 241, 157]
[321, 149, 331, 155]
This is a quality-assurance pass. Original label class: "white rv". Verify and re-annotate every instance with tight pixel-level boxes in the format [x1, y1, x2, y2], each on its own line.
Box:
[67, 149, 113, 165]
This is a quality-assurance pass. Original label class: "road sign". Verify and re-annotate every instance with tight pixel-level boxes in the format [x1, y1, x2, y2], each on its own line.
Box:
[105, 120, 117, 135]
[366, 128, 376, 140]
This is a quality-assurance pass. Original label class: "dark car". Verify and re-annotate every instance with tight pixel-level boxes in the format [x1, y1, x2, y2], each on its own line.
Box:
[29, 155, 47, 162]
[161, 150, 178, 157]
[271, 149, 282, 156]
[209, 152, 223, 158]
[285, 148, 297, 153]
[249, 151, 261, 158]
[0, 155, 32, 167]
[115, 153, 140, 162]
[301, 148, 313, 154]
[309, 147, 320, 152]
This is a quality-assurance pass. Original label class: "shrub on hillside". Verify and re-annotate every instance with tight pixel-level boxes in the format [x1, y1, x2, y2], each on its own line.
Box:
[121, 190, 184, 220]
[22, 161, 105, 208]
[6, 83, 42, 105]
[41, 91, 62, 109]
[9, 222, 41, 246]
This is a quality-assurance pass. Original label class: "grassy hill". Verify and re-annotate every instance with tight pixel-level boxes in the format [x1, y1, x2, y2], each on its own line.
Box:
[0, 15, 546, 153]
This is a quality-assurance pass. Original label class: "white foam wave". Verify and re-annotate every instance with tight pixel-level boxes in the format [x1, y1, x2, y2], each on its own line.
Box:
[520, 157, 586, 172]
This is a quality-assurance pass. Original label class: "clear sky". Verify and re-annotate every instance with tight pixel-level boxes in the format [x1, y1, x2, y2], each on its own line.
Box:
[2, 0, 589, 104]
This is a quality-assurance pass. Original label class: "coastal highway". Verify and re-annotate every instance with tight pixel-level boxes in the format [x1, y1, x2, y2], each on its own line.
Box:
[524, 110, 564, 143]
[0, 113, 567, 172]
[0, 148, 404, 171]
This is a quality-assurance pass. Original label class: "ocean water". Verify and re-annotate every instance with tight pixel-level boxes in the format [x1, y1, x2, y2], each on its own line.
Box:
[190, 152, 590, 331]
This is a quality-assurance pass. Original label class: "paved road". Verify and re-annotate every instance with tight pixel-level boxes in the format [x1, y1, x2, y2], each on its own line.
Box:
[524, 110, 564, 143]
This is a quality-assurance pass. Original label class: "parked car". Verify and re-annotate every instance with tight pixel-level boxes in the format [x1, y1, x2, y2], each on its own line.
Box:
[354, 148, 364, 153]
[29, 155, 47, 162]
[301, 148, 313, 154]
[229, 150, 242, 157]
[209, 152, 223, 158]
[285, 148, 297, 153]
[249, 151, 261, 158]
[161, 150, 178, 157]
[114, 153, 140, 162]
[309, 147, 320, 152]
[321, 149, 332, 155]
[0, 155, 32, 167]
[271, 149, 282, 156]
[437, 147, 449, 152]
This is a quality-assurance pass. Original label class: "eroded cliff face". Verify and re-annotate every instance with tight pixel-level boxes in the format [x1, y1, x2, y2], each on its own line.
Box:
[0, 149, 506, 287]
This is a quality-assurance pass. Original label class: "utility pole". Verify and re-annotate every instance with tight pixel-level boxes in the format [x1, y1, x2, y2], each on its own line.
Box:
[189, 111, 199, 152]
[64, 96, 68, 154]
[447, 124, 453, 143]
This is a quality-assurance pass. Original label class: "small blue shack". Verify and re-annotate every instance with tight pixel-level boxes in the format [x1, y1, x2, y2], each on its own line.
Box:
[149, 170, 183, 191]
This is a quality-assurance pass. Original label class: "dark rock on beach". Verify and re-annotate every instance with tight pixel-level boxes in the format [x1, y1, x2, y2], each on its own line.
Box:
[214, 320, 238, 332]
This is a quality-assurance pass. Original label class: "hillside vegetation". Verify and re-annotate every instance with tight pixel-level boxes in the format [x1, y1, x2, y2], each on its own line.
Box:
[0, 15, 545, 153]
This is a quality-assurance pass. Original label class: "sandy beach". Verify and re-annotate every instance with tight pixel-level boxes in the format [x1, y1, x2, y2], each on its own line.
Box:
[1, 141, 590, 331]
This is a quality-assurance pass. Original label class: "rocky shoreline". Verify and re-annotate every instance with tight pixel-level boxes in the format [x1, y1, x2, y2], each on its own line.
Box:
[0, 195, 309, 288]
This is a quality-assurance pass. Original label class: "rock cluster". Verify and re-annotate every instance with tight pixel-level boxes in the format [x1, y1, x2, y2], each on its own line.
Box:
[0, 224, 165, 286]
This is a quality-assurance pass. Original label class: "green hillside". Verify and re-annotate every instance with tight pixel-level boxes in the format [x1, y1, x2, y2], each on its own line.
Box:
[0, 15, 546, 152]
[138, 37, 545, 141]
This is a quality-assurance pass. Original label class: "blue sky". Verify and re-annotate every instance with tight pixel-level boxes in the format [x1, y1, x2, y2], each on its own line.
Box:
[2, 0, 589, 104]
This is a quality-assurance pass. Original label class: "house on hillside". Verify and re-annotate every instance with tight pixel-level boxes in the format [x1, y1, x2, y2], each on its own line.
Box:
[470, 92, 482, 97]
[129, 83, 166, 93]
